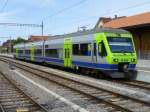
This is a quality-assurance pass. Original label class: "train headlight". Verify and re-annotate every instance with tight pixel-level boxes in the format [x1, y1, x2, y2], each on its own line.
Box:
[113, 58, 118, 62]
[131, 58, 136, 62]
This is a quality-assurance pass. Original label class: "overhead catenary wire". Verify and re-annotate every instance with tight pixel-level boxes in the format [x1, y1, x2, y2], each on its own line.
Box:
[0, 0, 8, 13]
[42, 0, 88, 21]
[44, 0, 150, 33]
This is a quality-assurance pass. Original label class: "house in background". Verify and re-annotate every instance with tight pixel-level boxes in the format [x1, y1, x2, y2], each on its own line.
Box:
[95, 15, 126, 28]
[2, 40, 13, 53]
[28, 35, 49, 42]
[95, 12, 150, 59]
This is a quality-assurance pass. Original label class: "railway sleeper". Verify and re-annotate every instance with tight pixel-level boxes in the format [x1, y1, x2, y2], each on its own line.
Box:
[0, 98, 29, 102]
[3, 103, 36, 109]
[1, 100, 31, 106]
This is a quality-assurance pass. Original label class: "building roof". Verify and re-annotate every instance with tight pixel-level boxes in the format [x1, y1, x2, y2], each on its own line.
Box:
[95, 16, 126, 29]
[95, 17, 112, 28]
[103, 12, 150, 29]
[28, 35, 48, 42]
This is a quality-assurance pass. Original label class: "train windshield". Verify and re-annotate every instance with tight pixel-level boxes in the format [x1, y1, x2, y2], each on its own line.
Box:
[107, 37, 134, 53]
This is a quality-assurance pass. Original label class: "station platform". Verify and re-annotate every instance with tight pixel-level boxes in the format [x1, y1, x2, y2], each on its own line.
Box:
[137, 60, 150, 69]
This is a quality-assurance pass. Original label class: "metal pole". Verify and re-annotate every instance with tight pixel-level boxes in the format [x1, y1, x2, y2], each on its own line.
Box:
[42, 21, 44, 37]
[41, 21, 45, 58]
[9, 36, 11, 54]
[0, 41, 1, 54]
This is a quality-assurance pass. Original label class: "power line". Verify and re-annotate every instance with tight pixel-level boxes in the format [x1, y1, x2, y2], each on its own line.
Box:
[0, 0, 8, 13]
[45, 0, 150, 33]
[42, 0, 87, 21]
[0, 22, 43, 36]
[0, 22, 42, 27]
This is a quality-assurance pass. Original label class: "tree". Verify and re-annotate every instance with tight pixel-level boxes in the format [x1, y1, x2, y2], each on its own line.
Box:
[13, 37, 26, 45]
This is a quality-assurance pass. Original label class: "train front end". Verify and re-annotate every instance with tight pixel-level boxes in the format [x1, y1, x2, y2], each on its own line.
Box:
[97, 31, 137, 78]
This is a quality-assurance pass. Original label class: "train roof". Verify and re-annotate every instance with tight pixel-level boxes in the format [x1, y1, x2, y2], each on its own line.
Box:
[25, 41, 43, 47]
[13, 43, 24, 48]
[48, 28, 129, 40]
[14, 28, 129, 48]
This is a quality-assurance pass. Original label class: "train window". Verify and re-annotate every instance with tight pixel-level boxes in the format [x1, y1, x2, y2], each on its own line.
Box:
[73, 44, 79, 55]
[99, 41, 107, 57]
[94, 43, 96, 56]
[80, 43, 91, 56]
[35, 49, 42, 56]
[45, 45, 48, 48]
[25, 50, 30, 55]
[45, 49, 59, 58]
[19, 50, 23, 54]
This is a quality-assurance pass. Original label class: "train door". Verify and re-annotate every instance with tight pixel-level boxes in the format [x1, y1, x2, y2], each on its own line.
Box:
[93, 43, 97, 63]
[30, 44, 35, 61]
[94, 33, 107, 64]
[64, 38, 72, 67]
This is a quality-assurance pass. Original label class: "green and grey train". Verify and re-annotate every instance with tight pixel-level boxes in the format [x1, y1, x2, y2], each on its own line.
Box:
[14, 28, 137, 78]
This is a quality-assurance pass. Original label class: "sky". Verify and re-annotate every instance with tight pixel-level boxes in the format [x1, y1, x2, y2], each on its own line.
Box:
[0, 0, 150, 44]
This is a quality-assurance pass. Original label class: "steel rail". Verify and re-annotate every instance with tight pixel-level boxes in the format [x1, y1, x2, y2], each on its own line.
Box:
[0, 71, 49, 112]
[0, 57, 150, 111]
[0, 103, 5, 112]
[0, 59, 131, 112]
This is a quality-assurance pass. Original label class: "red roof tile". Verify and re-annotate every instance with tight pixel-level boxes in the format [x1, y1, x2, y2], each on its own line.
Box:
[28, 35, 48, 42]
[103, 12, 150, 28]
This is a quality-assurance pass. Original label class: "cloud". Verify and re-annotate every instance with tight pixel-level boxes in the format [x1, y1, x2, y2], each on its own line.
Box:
[15, 0, 57, 9]
[0, 9, 24, 22]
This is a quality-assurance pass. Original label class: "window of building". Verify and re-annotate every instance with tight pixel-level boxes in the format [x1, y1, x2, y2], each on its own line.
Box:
[45, 49, 59, 58]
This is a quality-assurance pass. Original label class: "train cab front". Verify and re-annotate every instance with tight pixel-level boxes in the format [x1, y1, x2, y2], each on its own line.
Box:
[109, 53, 137, 79]
[98, 33, 137, 79]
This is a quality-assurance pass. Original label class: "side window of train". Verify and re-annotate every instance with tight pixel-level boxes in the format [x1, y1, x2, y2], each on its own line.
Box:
[35, 49, 42, 56]
[80, 43, 91, 56]
[73, 43, 91, 56]
[25, 50, 30, 55]
[94, 43, 96, 56]
[73, 44, 79, 55]
[98, 41, 107, 57]
[46, 49, 59, 58]
[45, 45, 48, 48]
[19, 50, 23, 54]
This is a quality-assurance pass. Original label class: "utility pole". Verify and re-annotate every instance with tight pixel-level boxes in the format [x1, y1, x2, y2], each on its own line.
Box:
[0, 41, 1, 54]
[9, 36, 11, 54]
[41, 21, 44, 36]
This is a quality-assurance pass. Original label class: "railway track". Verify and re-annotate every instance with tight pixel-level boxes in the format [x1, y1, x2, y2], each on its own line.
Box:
[0, 72, 48, 112]
[120, 80, 150, 91]
[1, 55, 150, 91]
[0, 57, 150, 112]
